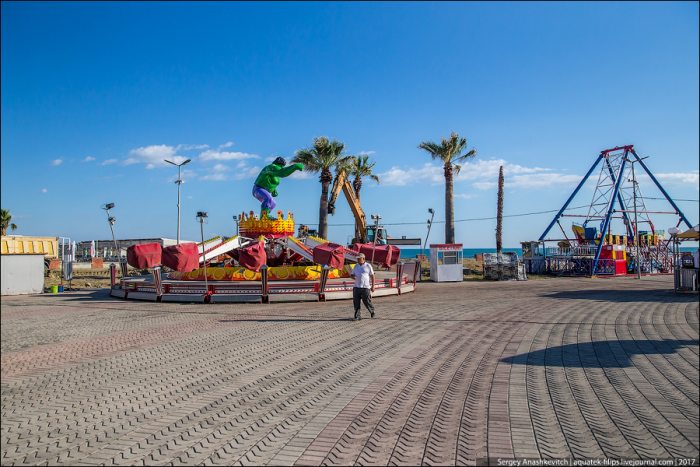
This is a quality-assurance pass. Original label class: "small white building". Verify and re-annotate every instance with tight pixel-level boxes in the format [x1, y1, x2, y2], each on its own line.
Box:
[429, 244, 464, 282]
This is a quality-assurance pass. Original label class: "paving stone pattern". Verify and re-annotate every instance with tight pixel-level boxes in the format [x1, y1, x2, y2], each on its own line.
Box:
[1, 276, 698, 466]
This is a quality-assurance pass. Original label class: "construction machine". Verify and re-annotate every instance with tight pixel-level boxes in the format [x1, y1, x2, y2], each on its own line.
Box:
[327, 171, 420, 247]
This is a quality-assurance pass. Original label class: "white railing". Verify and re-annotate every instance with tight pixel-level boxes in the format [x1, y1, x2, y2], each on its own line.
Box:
[545, 245, 597, 257]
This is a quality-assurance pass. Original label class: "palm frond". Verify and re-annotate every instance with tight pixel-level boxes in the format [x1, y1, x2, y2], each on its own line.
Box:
[419, 132, 476, 166]
[417, 141, 445, 161]
[292, 136, 349, 174]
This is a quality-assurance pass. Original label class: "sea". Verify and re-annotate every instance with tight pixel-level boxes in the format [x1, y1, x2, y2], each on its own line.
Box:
[397, 246, 698, 260]
[398, 247, 523, 259]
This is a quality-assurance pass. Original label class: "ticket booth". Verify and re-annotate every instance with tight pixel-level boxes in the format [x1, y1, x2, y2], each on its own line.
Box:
[430, 244, 463, 282]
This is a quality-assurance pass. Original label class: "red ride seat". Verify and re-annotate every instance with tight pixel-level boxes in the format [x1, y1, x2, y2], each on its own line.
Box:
[161, 243, 200, 272]
[352, 243, 400, 267]
[126, 242, 162, 269]
[239, 240, 267, 272]
[313, 243, 345, 270]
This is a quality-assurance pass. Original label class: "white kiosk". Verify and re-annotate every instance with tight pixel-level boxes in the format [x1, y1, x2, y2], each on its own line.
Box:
[429, 243, 463, 282]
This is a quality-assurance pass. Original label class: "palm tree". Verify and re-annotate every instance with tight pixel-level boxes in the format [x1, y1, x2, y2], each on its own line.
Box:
[418, 132, 476, 244]
[1, 208, 18, 236]
[293, 137, 352, 239]
[349, 155, 380, 241]
[349, 155, 380, 203]
[496, 166, 504, 253]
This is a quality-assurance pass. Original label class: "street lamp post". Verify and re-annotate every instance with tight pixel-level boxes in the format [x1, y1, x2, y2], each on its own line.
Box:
[197, 212, 209, 291]
[165, 159, 192, 244]
[420, 208, 435, 259]
[101, 203, 126, 278]
[370, 214, 381, 265]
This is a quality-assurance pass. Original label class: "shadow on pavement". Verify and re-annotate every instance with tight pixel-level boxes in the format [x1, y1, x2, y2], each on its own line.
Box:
[543, 288, 690, 302]
[502, 339, 699, 368]
[28, 289, 115, 302]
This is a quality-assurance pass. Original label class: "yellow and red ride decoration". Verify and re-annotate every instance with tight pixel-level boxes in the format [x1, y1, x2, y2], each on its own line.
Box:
[167, 264, 353, 282]
[239, 210, 295, 239]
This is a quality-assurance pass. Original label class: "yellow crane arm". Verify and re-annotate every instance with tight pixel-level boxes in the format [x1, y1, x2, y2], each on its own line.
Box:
[342, 180, 366, 242]
[328, 171, 346, 214]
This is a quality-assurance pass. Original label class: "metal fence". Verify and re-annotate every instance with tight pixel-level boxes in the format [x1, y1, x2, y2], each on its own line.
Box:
[523, 258, 616, 276]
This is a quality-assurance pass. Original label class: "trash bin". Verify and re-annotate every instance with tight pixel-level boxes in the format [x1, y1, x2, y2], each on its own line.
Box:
[58, 285, 64, 292]
[50, 285, 58, 293]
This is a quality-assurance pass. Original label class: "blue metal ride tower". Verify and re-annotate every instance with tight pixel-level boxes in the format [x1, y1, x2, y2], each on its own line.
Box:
[539, 145, 692, 274]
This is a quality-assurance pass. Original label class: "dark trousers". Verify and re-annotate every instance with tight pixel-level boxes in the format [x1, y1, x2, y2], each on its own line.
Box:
[353, 287, 375, 318]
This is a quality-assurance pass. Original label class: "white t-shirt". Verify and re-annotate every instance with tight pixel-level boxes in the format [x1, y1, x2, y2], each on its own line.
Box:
[352, 262, 374, 289]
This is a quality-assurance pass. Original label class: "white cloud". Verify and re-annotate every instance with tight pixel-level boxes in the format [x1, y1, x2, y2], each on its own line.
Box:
[378, 159, 565, 190]
[102, 159, 118, 165]
[472, 173, 583, 190]
[212, 163, 232, 172]
[50, 159, 63, 166]
[41, 188, 48, 193]
[653, 173, 699, 185]
[264, 156, 276, 163]
[126, 144, 191, 168]
[237, 161, 248, 168]
[187, 196, 193, 199]
[176, 144, 209, 151]
[199, 149, 259, 162]
[233, 166, 261, 180]
[379, 163, 443, 186]
[218, 142, 234, 149]
[82, 156, 95, 162]
[455, 194, 479, 199]
[289, 170, 312, 179]
[200, 173, 228, 181]
[358, 151, 376, 156]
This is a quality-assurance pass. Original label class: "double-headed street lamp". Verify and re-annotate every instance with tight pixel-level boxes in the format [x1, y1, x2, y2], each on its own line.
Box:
[165, 159, 192, 244]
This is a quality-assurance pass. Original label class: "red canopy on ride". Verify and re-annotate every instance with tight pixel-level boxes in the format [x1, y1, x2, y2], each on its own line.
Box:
[161, 243, 200, 272]
[239, 240, 267, 272]
[313, 243, 345, 270]
[352, 243, 400, 267]
[126, 242, 162, 269]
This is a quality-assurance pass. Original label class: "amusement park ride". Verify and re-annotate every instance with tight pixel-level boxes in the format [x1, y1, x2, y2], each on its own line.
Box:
[110, 159, 417, 303]
[521, 145, 694, 277]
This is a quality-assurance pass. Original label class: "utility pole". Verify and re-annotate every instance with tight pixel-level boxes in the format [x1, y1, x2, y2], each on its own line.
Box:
[631, 161, 641, 279]
[625, 156, 645, 279]
[165, 159, 192, 244]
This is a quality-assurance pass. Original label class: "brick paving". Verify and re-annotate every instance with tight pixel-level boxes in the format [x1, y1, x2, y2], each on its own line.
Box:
[1, 276, 698, 466]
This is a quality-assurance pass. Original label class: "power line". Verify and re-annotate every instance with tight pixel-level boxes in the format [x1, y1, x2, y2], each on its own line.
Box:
[303, 197, 695, 228]
[311, 204, 594, 227]
[644, 197, 699, 202]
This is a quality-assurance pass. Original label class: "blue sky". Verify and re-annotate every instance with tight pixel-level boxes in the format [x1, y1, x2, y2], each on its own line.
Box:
[2, 1, 698, 248]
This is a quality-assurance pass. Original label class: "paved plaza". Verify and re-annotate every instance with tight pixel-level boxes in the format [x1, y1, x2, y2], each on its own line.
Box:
[1, 276, 698, 466]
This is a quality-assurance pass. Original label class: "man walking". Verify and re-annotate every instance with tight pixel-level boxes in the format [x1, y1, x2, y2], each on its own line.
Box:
[350, 253, 375, 321]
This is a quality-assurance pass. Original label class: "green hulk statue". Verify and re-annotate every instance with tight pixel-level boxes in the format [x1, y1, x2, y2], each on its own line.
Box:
[252, 157, 304, 220]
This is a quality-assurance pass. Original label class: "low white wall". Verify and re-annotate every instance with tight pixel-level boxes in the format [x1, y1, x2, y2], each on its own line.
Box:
[1, 254, 45, 295]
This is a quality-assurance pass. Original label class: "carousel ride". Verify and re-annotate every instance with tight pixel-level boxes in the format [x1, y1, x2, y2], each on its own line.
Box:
[111, 159, 417, 303]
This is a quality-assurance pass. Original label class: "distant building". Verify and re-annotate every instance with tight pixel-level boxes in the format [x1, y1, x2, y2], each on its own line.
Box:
[76, 238, 195, 260]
